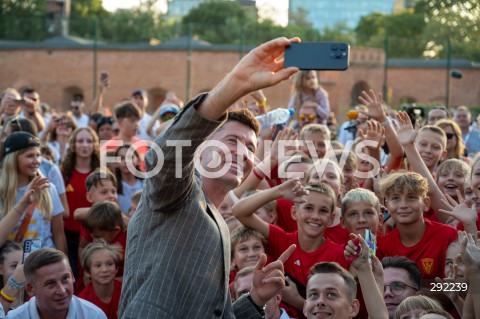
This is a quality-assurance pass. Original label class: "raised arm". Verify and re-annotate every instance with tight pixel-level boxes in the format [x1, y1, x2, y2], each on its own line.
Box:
[359, 89, 403, 172]
[394, 111, 450, 223]
[344, 233, 389, 319]
[232, 178, 306, 237]
[198, 37, 299, 121]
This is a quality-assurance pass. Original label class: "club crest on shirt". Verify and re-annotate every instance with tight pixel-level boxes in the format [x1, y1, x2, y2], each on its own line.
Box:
[421, 258, 434, 274]
[294, 260, 301, 266]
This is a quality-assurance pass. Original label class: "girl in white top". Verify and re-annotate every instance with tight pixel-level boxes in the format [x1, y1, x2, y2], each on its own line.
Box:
[0, 132, 66, 254]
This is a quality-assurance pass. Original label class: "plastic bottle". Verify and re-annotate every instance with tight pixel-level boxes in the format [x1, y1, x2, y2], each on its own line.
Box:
[256, 108, 294, 128]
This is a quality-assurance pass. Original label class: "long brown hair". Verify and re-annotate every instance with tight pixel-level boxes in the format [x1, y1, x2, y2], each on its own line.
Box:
[60, 127, 100, 184]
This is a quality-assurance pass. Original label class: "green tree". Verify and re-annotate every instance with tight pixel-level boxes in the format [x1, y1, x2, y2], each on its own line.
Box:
[182, 1, 250, 44]
[69, 0, 110, 39]
[0, 0, 47, 41]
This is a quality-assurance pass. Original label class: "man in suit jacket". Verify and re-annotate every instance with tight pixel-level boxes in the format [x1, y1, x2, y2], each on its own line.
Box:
[119, 37, 300, 319]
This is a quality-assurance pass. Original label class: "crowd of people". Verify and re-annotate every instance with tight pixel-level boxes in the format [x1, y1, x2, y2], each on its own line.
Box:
[1, 37, 480, 319]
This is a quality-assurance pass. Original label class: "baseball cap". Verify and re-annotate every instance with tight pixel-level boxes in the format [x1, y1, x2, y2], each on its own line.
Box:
[3, 132, 40, 157]
[131, 89, 148, 99]
[159, 104, 180, 118]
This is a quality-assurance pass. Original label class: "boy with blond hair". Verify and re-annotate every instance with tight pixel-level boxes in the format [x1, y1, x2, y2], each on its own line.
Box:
[377, 171, 457, 280]
[341, 188, 383, 239]
[299, 123, 330, 160]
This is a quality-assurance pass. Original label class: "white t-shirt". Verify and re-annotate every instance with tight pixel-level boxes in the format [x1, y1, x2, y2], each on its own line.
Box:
[136, 112, 159, 140]
[0, 184, 63, 249]
[118, 179, 144, 214]
[72, 113, 90, 128]
[6, 296, 106, 319]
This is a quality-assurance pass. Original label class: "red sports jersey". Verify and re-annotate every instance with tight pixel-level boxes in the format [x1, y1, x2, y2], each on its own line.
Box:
[275, 198, 297, 233]
[78, 280, 122, 319]
[324, 223, 351, 245]
[63, 169, 92, 233]
[377, 219, 457, 279]
[423, 207, 439, 223]
[268, 224, 347, 285]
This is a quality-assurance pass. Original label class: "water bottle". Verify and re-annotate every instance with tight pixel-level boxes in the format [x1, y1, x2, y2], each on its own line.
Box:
[256, 108, 294, 129]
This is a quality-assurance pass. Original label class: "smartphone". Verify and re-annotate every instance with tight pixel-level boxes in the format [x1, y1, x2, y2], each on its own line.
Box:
[284, 42, 350, 70]
[23, 239, 42, 263]
[364, 229, 377, 264]
[100, 71, 108, 81]
[13, 99, 27, 105]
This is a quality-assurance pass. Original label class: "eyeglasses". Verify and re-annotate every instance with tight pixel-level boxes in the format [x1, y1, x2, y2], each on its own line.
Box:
[384, 282, 419, 296]
[445, 132, 455, 140]
[299, 114, 316, 122]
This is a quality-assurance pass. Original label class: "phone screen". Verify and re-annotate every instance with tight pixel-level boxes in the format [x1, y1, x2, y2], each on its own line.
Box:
[23, 239, 42, 263]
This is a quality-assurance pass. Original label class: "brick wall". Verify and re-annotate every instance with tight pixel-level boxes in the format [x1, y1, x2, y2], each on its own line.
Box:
[1, 47, 479, 122]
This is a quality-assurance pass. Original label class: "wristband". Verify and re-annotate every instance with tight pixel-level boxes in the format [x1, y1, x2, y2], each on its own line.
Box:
[0, 289, 15, 302]
[252, 168, 264, 180]
[8, 276, 24, 289]
[380, 118, 390, 127]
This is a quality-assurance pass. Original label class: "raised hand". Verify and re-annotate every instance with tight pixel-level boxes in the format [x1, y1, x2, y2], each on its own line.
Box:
[357, 120, 385, 150]
[269, 127, 298, 167]
[435, 264, 463, 303]
[230, 37, 300, 96]
[439, 190, 478, 227]
[250, 244, 296, 306]
[275, 178, 308, 204]
[393, 111, 418, 146]
[22, 176, 50, 205]
[344, 233, 371, 271]
[459, 231, 480, 279]
[358, 89, 387, 122]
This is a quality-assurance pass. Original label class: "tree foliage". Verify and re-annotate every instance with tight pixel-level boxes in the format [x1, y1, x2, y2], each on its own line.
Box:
[355, 0, 479, 61]
[0, 0, 47, 41]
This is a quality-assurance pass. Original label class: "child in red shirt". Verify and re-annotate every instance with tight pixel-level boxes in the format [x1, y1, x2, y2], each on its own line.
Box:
[233, 180, 346, 318]
[79, 239, 123, 319]
[377, 171, 457, 280]
[307, 159, 350, 244]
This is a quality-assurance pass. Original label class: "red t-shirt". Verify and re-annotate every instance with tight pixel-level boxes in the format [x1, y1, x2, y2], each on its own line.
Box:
[80, 228, 127, 277]
[63, 169, 92, 233]
[275, 198, 296, 232]
[268, 224, 347, 285]
[78, 280, 122, 319]
[377, 219, 457, 279]
[324, 223, 351, 245]
[423, 207, 439, 223]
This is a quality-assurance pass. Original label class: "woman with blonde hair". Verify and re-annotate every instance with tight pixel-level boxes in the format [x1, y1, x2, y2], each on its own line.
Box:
[41, 113, 77, 165]
[0, 132, 66, 253]
[436, 119, 470, 164]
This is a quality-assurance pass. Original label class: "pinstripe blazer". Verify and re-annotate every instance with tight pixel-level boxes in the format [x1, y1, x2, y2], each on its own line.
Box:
[119, 94, 262, 319]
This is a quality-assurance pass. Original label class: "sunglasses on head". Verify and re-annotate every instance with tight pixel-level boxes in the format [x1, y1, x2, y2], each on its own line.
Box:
[9, 117, 22, 131]
[97, 117, 113, 126]
[299, 114, 316, 122]
[445, 132, 455, 140]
